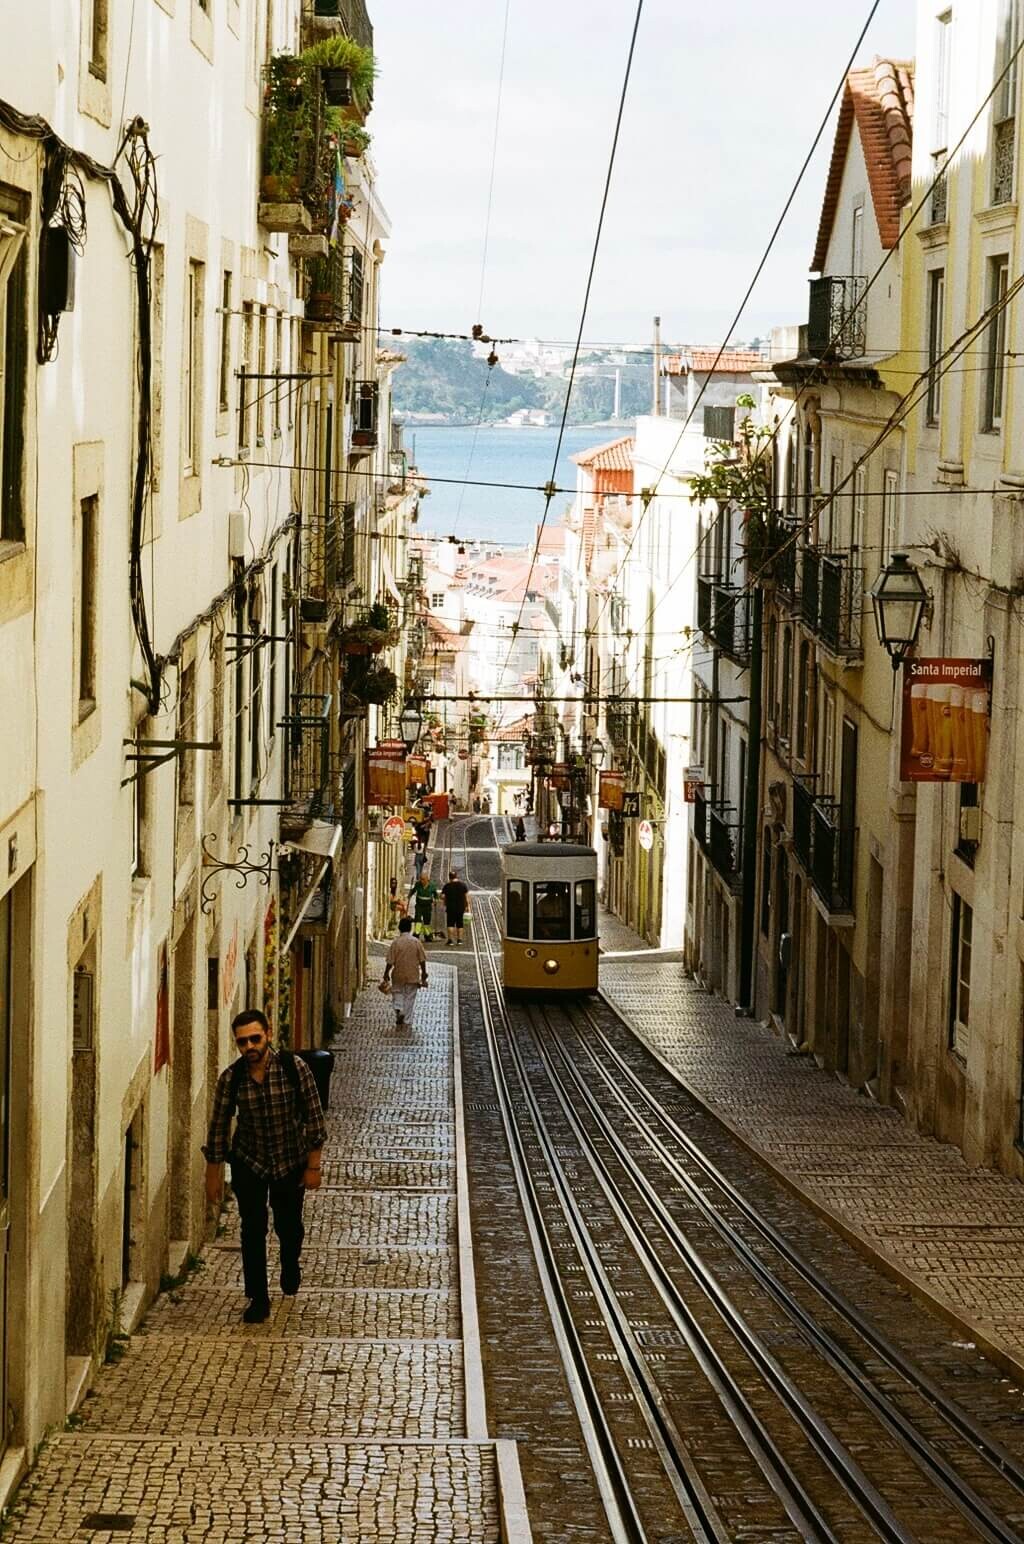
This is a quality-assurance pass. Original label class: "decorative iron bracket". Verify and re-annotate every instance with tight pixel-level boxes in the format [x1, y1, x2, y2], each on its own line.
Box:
[200, 834, 277, 915]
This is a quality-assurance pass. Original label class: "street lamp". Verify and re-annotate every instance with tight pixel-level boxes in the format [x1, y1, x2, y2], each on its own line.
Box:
[868, 553, 929, 670]
[398, 698, 423, 750]
[588, 736, 606, 771]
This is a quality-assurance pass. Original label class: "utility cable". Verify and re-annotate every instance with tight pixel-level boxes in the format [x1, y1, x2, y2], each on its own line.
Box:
[494, 0, 645, 697]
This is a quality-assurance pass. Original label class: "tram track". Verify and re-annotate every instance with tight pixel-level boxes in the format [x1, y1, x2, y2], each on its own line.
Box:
[470, 872, 1024, 1542]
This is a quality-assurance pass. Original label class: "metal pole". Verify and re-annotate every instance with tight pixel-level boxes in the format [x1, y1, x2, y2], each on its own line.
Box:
[738, 584, 763, 1013]
[652, 315, 661, 417]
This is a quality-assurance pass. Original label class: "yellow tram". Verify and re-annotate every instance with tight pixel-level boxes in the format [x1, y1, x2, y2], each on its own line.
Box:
[501, 843, 599, 994]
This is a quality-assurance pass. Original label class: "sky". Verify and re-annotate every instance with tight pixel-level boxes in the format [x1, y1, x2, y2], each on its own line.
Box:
[369, 0, 917, 350]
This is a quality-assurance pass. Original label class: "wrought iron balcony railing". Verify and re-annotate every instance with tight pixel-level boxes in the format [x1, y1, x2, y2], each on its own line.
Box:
[791, 775, 814, 872]
[305, 244, 364, 336]
[696, 574, 714, 637]
[711, 583, 751, 664]
[298, 501, 355, 619]
[351, 380, 379, 449]
[798, 547, 862, 656]
[283, 693, 331, 818]
[694, 790, 740, 889]
[789, 775, 855, 915]
[302, 0, 373, 51]
[807, 274, 867, 360]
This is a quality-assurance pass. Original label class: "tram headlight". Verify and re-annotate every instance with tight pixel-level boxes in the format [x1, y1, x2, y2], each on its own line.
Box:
[543, 959, 560, 975]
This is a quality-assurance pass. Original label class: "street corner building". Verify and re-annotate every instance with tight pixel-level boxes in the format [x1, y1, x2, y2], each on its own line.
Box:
[0, 0, 422, 1495]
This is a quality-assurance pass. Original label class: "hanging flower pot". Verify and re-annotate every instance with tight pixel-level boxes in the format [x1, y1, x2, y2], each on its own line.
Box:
[322, 67, 352, 107]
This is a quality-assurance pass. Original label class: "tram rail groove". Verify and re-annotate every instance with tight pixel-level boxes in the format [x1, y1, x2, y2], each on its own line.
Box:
[539, 997, 1024, 1544]
[575, 993, 1024, 1504]
[475, 893, 835, 1542]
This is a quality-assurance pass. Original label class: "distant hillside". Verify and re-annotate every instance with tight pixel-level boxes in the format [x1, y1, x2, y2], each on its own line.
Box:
[392, 338, 651, 426]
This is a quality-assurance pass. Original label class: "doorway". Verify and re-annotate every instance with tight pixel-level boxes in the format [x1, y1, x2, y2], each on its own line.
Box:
[121, 1107, 144, 1290]
[67, 943, 98, 1358]
[774, 849, 790, 1022]
[170, 915, 195, 1244]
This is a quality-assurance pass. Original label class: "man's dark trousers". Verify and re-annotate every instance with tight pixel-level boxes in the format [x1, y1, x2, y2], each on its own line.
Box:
[230, 1156, 306, 1302]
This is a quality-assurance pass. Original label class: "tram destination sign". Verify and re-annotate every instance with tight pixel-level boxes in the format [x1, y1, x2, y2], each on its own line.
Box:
[900, 658, 991, 784]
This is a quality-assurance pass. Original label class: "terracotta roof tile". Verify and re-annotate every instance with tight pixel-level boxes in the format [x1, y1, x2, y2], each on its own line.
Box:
[571, 435, 634, 472]
[494, 713, 534, 742]
[664, 348, 763, 374]
[812, 57, 914, 271]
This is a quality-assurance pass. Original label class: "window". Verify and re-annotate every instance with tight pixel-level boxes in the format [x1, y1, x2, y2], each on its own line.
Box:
[218, 270, 232, 413]
[574, 880, 595, 939]
[506, 880, 529, 939]
[249, 600, 262, 788]
[948, 893, 973, 1060]
[208, 628, 223, 803]
[77, 495, 98, 718]
[255, 305, 267, 445]
[851, 202, 865, 277]
[820, 690, 836, 795]
[983, 255, 1009, 430]
[780, 626, 793, 745]
[184, 259, 204, 473]
[238, 301, 253, 449]
[89, 0, 109, 80]
[926, 268, 945, 425]
[852, 466, 865, 553]
[882, 470, 900, 564]
[274, 313, 283, 436]
[177, 662, 195, 808]
[824, 452, 840, 552]
[131, 725, 148, 878]
[268, 565, 278, 736]
[766, 617, 778, 726]
[147, 243, 165, 496]
[431, 592, 445, 609]
[717, 720, 730, 804]
[533, 881, 571, 941]
[796, 639, 813, 761]
[0, 191, 27, 544]
[993, 0, 1019, 204]
[760, 830, 772, 936]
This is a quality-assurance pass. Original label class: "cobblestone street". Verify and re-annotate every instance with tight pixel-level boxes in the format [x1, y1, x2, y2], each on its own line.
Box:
[2, 966, 528, 1543]
[600, 947, 1024, 1377]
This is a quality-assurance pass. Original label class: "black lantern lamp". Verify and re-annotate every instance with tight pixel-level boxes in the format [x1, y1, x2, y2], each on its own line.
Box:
[869, 552, 929, 670]
[588, 736, 606, 771]
[399, 698, 423, 750]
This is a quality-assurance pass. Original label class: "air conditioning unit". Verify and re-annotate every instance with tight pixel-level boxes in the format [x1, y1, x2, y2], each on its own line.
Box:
[959, 806, 981, 843]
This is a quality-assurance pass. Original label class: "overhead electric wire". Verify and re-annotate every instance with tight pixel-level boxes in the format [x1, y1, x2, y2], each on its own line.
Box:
[494, 0, 645, 697]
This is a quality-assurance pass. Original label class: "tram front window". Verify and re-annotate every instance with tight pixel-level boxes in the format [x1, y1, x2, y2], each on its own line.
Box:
[533, 881, 571, 940]
[574, 880, 595, 939]
[506, 880, 530, 939]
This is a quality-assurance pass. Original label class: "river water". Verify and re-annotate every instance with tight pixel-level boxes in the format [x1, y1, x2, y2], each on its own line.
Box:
[406, 424, 621, 548]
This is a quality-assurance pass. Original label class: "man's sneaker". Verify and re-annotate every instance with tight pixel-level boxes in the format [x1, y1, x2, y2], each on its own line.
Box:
[242, 1298, 271, 1324]
[280, 1266, 301, 1295]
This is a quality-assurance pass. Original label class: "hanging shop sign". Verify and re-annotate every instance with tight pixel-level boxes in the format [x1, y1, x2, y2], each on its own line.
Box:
[638, 819, 655, 852]
[621, 791, 641, 819]
[382, 816, 406, 846]
[549, 762, 572, 792]
[367, 743, 407, 806]
[406, 753, 431, 787]
[900, 658, 992, 783]
[598, 769, 625, 811]
[684, 765, 705, 804]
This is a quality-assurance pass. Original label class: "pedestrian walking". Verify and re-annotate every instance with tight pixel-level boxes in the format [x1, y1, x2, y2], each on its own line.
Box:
[514, 814, 527, 842]
[409, 871, 439, 940]
[381, 916, 428, 1028]
[442, 868, 469, 946]
[413, 843, 428, 882]
[203, 1009, 327, 1324]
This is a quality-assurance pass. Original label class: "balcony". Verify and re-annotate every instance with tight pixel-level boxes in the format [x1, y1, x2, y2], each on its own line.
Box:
[694, 791, 740, 890]
[696, 575, 714, 638]
[302, 0, 373, 51]
[606, 698, 632, 750]
[773, 524, 797, 601]
[711, 583, 750, 664]
[258, 59, 330, 233]
[305, 244, 364, 337]
[798, 547, 862, 657]
[282, 693, 332, 821]
[807, 274, 867, 360]
[298, 501, 354, 620]
[351, 379, 379, 451]
[790, 777, 855, 917]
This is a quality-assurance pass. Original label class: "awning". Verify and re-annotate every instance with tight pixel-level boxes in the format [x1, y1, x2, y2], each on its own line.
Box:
[280, 823, 343, 953]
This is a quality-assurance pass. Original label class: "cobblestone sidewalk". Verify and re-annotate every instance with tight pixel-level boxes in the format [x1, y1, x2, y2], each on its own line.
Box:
[600, 951, 1024, 1379]
[4, 967, 523, 1542]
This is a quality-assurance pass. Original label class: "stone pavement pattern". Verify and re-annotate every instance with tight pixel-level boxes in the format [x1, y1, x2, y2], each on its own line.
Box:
[600, 951, 1024, 1372]
[5, 966, 505, 1542]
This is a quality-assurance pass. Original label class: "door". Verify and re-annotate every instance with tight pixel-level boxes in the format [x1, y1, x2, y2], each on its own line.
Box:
[840, 719, 858, 903]
[774, 849, 790, 1021]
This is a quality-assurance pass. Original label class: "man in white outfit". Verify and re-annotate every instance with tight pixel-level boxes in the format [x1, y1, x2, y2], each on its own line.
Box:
[381, 916, 428, 1028]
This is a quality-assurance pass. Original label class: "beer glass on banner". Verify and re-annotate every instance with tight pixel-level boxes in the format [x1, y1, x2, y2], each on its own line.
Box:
[968, 688, 989, 781]
[909, 682, 931, 762]
[928, 684, 954, 776]
[948, 685, 969, 779]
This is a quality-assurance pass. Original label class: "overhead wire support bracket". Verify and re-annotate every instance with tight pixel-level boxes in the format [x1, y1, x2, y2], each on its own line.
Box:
[121, 738, 219, 787]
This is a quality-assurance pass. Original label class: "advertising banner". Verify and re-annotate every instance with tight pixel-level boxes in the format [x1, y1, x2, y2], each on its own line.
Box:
[367, 743, 407, 806]
[549, 762, 572, 792]
[900, 658, 992, 783]
[406, 754, 430, 787]
[598, 770, 625, 811]
[683, 765, 705, 804]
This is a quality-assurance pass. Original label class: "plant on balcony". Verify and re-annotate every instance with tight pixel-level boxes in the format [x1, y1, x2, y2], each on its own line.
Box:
[689, 394, 777, 576]
[335, 602, 399, 655]
[300, 36, 376, 117]
[344, 659, 397, 707]
[342, 123, 371, 158]
[261, 55, 322, 202]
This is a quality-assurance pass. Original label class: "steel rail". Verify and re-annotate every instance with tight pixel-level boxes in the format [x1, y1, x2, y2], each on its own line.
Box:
[549, 999, 1024, 1544]
[468, 870, 650, 1542]
[521, 988, 912, 1544]
[477, 896, 830, 1542]
[579, 996, 1024, 1516]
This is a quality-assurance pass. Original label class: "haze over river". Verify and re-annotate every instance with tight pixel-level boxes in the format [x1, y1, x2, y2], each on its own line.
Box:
[407, 425, 617, 548]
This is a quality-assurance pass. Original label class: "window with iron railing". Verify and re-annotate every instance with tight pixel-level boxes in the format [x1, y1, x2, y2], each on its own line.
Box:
[992, 0, 1019, 205]
[807, 275, 867, 359]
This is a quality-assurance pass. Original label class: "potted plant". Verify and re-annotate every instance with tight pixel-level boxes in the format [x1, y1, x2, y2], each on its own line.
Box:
[335, 602, 399, 655]
[300, 35, 376, 117]
[346, 659, 397, 707]
[342, 123, 371, 158]
[261, 55, 320, 203]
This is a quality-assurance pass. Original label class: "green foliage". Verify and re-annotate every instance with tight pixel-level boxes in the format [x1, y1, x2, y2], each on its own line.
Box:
[689, 398, 774, 557]
[341, 122, 372, 157]
[300, 36, 376, 107]
[262, 55, 321, 193]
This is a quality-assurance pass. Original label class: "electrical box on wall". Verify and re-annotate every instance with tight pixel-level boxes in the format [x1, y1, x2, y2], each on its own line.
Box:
[228, 509, 247, 560]
[40, 225, 76, 314]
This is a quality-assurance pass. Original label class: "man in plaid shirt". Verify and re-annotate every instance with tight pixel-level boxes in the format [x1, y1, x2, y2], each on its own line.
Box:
[203, 1009, 327, 1322]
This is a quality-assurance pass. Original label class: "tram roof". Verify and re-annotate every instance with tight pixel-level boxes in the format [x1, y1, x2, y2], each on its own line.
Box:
[502, 843, 597, 859]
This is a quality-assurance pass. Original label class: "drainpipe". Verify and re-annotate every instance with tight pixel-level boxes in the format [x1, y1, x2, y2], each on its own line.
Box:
[738, 582, 763, 1013]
